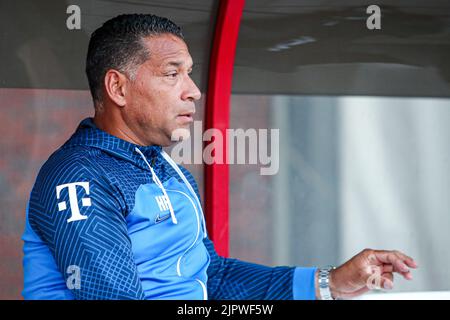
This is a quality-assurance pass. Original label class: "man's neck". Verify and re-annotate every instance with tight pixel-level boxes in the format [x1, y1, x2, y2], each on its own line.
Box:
[93, 112, 148, 147]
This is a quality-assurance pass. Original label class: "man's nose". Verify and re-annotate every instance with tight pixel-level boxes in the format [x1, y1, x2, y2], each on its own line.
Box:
[182, 75, 202, 102]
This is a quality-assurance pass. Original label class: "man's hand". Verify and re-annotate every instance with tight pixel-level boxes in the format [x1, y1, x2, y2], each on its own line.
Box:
[315, 249, 418, 299]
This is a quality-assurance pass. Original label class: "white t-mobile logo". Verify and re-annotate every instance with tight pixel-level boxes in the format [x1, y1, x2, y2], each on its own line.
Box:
[56, 182, 91, 223]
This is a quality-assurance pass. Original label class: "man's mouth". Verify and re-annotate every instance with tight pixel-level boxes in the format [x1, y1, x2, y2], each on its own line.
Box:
[177, 111, 194, 123]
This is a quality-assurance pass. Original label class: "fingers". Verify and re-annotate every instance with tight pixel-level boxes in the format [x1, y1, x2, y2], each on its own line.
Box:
[391, 251, 416, 280]
[371, 250, 417, 275]
[382, 264, 413, 280]
[381, 272, 394, 290]
[366, 267, 395, 290]
[381, 264, 413, 280]
[383, 253, 409, 272]
[392, 250, 418, 269]
[341, 249, 417, 297]
[382, 264, 393, 273]
[402, 271, 413, 280]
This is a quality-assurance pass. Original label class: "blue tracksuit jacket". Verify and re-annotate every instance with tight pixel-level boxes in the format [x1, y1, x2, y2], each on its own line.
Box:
[22, 117, 317, 300]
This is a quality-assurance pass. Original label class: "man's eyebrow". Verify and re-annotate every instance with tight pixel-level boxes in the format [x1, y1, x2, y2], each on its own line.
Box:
[164, 61, 194, 69]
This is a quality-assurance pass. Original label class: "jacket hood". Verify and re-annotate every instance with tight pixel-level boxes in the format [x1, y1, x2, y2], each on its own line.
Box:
[62, 117, 163, 171]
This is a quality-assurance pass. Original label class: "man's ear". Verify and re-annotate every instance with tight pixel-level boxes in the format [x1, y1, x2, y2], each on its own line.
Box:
[103, 69, 128, 107]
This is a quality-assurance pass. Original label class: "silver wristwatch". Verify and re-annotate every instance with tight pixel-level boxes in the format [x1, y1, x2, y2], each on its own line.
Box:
[318, 266, 336, 300]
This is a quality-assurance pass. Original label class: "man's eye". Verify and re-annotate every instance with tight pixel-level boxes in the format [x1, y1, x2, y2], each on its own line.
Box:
[166, 73, 178, 78]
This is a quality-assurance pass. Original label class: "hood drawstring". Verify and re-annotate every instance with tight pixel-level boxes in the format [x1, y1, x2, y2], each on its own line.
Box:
[135, 147, 178, 224]
[161, 150, 207, 238]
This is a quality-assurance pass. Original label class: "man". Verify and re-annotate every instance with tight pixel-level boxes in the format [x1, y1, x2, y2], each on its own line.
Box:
[22, 14, 417, 300]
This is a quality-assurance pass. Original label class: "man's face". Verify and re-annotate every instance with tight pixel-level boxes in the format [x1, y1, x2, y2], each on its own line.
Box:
[123, 33, 201, 146]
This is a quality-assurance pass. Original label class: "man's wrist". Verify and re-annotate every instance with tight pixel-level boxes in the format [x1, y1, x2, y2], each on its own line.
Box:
[329, 268, 339, 299]
[315, 267, 338, 300]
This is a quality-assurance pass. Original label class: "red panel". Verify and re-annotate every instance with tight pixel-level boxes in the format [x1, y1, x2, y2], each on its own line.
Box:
[204, 0, 245, 257]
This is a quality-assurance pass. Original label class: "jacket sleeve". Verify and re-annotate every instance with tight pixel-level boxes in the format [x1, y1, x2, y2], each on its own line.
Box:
[179, 166, 306, 300]
[27, 156, 145, 300]
[203, 237, 296, 300]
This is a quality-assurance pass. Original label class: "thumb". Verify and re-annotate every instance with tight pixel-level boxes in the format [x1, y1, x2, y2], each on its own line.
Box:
[380, 273, 394, 290]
